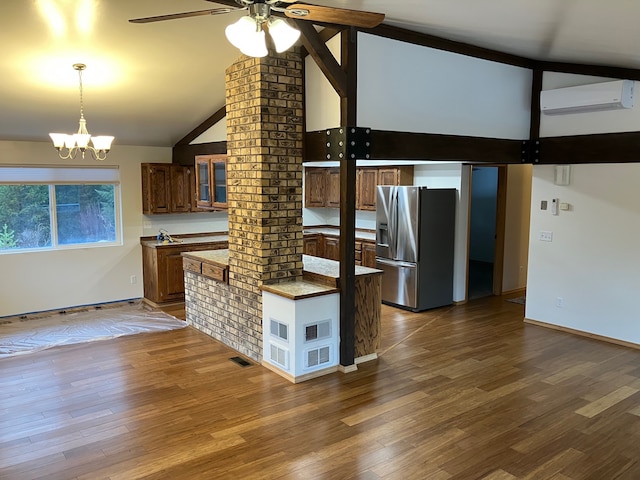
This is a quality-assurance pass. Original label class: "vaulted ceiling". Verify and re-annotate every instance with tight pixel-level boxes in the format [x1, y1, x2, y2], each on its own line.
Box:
[2, 0, 640, 148]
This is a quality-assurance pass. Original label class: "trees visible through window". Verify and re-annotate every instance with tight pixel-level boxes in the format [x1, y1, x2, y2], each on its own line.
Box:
[0, 167, 121, 252]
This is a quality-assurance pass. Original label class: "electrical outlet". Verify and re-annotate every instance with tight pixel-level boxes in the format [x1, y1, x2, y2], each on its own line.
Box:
[143, 221, 152, 229]
[556, 297, 564, 308]
[130, 275, 137, 285]
[539, 231, 553, 242]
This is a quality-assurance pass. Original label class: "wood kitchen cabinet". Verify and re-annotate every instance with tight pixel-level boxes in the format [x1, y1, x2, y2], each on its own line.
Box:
[361, 241, 377, 268]
[142, 163, 195, 214]
[356, 168, 379, 211]
[142, 240, 227, 305]
[304, 168, 327, 207]
[323, 236, 340, 261]
[304, 234, 322, 257]
[195, 154, 228, 210]
[378, 167, 413, 186]
[305, 166, 414, 210]
[326, 168, 341, 208]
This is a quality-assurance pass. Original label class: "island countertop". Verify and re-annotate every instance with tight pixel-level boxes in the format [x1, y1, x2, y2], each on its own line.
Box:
[182, 249, 381, 279]
[141, 227, 375, 249]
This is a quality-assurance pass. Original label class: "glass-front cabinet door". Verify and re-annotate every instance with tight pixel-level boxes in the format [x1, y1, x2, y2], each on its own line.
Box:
[212, 158, 227, 207]
[195, 154, 227, 210]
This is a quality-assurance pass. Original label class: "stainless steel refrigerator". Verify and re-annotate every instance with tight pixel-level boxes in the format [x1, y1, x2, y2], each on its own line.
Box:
[376, 186, 456, 311]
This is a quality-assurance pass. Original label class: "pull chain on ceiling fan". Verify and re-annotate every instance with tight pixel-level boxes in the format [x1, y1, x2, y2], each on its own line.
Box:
[129, 0, 385, 57]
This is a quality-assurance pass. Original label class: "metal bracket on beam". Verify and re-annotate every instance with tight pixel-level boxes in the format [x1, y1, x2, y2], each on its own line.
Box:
[521, 140, 540, 164]
[325, 127, 372, 161]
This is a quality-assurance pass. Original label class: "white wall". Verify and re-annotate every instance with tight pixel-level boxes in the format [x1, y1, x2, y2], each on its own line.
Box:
[527, 71, 640, 344]
[357, 33, 532, 139]
[503, 164, 532, 292]
[526, 163, 640, 344]
[305, 35, 341, 131]
[0, 140, 169, 317]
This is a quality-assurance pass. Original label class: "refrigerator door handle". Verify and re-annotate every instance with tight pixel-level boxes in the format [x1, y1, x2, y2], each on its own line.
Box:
[388, 187, 398, 259]
[375, 257, 416, 269]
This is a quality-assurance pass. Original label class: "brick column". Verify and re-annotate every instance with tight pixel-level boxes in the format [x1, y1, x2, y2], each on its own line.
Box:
[219, 50, 304, 359]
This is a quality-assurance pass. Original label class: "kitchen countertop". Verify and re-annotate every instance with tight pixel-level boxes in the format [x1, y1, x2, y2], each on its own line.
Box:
[182, 249, 229, 267]
[142, 227, 376, 249]
[141, 234, 228, 248]
[261, 281, 339, 300]
[302, 255, 381, 278]
[182, 249, 380, 277]
[182, 250, 382, 296]
[303, 227, 376, 242]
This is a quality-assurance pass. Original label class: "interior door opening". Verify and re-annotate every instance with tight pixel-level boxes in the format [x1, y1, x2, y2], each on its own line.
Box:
[467, 166, 505, 300]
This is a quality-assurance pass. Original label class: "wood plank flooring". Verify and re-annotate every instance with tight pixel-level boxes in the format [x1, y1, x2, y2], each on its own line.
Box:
[2, 296, 640, 479]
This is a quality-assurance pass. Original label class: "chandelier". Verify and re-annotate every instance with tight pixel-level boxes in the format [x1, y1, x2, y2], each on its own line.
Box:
[49, 63, 114, 161]
[225, 2, 301, 57]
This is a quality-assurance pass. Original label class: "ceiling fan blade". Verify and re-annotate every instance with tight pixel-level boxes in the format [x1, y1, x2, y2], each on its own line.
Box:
[129, 8, 239, 24]
[285, 4, 384, 28]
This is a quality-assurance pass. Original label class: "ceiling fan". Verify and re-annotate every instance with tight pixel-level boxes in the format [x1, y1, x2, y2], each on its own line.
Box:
[129, 0, 385, 57]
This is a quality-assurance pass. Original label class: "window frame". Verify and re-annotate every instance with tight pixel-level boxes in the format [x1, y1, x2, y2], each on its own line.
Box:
[0, 166, 123, 254]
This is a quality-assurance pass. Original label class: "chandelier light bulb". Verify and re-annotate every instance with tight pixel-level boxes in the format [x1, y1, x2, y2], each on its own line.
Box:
[49, 63, 114, 161]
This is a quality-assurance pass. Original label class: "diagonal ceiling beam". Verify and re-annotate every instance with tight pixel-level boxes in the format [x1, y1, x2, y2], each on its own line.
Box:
[293, 19, 348, 98]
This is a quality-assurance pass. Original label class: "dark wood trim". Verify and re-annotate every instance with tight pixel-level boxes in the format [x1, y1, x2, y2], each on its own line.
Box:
[341, 28, 357, 124]
[492, 165, 508, 296]
[534, 60, 640, 82]
[172, 141, 227, 166]
[338, 29, 358, 368]
[530, 69, 543, 140]
[361, 24, 534, 69]
[175, 105, 226, 147]
[305, 130, 524, 164]
[370, 131, 523, 163]
[539, 131, 640, 164]
[294, 20, 347, 98]
[363, 24, 640, 81]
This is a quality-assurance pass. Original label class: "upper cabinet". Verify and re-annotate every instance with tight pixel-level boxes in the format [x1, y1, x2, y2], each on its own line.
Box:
[142, 163, 194, 214]
[195, 154, 228, 210]
[305, 166, 413, 210]
[304, 168, 327, 208]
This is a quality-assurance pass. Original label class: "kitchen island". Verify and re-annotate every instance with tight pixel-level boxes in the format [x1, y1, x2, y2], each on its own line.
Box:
[182, 249, 383, 378]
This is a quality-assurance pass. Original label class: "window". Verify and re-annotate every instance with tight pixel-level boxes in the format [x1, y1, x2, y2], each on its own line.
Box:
[0, 166, 121, 253]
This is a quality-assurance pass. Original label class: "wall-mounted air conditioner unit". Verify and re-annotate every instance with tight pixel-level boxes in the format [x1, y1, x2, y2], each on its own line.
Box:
[540, 80, 634, 115]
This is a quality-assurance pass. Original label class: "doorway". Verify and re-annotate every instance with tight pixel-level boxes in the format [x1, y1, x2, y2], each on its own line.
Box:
[467, 166, 506, 300]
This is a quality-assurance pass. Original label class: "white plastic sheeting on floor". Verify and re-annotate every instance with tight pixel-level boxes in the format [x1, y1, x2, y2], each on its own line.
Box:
[0, 303, 186, 358]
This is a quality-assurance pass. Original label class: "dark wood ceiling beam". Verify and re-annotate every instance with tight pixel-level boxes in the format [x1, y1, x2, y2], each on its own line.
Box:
[305, 130, 524, 163]
[175, 104, 226, 147]
[362, 24, 534, 69]
[363, 24, 640, 80]
[172, 141, 227, 166]
[294, 19, 348, 98]
[533, 60, 640, 82]
[539, 132, 640, 164]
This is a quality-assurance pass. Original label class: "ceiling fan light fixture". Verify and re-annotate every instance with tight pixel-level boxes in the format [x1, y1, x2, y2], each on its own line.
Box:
[268, 18, 300, 53]
[224, 16, 256, 50]
[226, 15, 268, 57]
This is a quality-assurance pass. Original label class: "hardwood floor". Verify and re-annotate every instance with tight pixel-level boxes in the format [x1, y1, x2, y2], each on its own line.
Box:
[2, 296, 640, 479]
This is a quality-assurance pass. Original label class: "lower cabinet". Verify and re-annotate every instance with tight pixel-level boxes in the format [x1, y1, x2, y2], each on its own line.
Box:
[361, 241, 377, 268]
[303, 232, 376, 268]
[303, 235, 322, 257]
[142, 241, 227, 305]
[323, 236, 340, 261]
